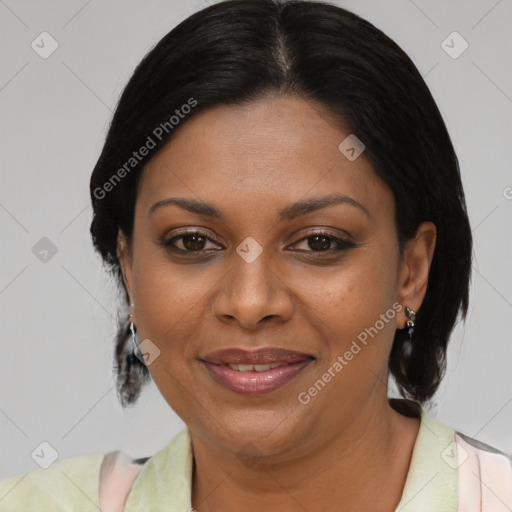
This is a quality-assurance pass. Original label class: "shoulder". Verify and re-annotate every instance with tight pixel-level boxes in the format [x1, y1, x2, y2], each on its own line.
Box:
[396, 399, 512, 511]
[0, 450, 150, 512]
[0, 452, 105, 511]
[454, 430, 512, 509]
[424, 409, 512, 508]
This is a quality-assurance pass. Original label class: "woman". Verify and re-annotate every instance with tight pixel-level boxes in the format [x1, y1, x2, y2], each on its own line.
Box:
[1, 0, 511, 510]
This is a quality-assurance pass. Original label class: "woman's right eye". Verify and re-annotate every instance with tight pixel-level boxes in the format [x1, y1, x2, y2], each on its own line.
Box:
[159, 231, 223, 253]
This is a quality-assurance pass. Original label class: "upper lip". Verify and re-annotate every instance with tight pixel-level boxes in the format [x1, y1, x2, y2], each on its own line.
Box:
[200, 347, 314, 365]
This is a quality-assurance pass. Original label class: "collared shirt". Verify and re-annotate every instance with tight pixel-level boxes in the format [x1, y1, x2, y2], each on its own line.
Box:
[1, 401, 511, 511]
[124, 404, 459, 511]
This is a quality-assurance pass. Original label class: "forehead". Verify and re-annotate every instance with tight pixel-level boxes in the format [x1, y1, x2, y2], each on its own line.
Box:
[136, 95, 392, 220]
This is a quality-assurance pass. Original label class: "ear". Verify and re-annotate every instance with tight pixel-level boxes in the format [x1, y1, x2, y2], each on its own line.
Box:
[117, 229, 134, 306]
[397, 221, 437, 327]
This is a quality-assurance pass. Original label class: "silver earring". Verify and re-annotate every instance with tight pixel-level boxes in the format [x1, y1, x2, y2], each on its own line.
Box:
[405, 307, 416, 343]
[130, 321, 140, 356]
[129, 302, 139, 355]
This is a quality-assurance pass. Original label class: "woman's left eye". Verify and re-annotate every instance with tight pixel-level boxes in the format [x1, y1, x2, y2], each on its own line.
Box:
[291, 232, 356, 253]
[159, 230, 355, 255]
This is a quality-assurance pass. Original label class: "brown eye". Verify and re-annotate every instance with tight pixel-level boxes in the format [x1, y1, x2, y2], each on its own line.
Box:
[179, 233, 207, 251]
[291, 231, 356, 253]
[306, 234, 333, 251]
[160, 231, 222, 253]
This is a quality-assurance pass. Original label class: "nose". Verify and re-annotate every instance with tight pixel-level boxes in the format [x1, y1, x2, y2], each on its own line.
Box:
[212, 250, 294, 330]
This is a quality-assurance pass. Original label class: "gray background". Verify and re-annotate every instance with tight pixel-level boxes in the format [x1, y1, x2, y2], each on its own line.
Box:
[1, 0, 511, 479]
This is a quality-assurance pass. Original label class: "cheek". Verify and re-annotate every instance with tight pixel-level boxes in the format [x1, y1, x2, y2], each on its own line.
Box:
[299, 250, 397, 324]
[130, 247, 212, 355]
[294, 249, 399, 368]
[130, 253, 213, 418]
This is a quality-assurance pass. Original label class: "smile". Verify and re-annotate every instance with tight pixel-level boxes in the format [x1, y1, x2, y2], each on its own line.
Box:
[199, 347, 315, 394]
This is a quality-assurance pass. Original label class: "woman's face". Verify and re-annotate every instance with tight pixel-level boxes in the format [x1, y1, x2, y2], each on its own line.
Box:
[118, 95, 435, 459]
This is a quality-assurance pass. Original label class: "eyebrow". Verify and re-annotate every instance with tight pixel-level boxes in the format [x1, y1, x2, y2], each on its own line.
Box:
[147, 193, 370, 221]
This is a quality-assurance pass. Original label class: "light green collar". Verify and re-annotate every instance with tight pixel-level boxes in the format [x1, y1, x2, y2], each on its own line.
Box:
[125, 406, 457, 511]
[395, 407, 458, 511]
[125, 427, 193, 511]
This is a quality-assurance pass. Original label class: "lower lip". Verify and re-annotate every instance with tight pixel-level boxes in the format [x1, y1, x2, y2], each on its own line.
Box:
[200, 359, 313, 395]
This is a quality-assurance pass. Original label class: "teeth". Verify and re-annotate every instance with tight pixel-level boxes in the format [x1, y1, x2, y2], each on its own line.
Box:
[227, 363, 283, 372]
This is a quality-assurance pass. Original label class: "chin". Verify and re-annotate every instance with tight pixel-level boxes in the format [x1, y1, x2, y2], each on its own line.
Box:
[214, 410, 303, 454]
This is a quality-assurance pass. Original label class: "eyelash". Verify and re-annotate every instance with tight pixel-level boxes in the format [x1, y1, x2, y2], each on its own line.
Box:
[158, 229, 356, 256]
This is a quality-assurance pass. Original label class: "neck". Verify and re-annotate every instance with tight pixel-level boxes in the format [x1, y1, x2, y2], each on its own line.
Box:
[190, 395, 420, 512]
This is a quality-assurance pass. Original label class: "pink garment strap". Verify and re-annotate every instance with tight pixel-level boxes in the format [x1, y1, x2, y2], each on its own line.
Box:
[99, 450, 145, 512]
[456, 433, 482, 511]
[456, 433, 512, 511]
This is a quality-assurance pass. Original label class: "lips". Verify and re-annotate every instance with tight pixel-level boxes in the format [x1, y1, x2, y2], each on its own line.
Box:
[199, 347, 314, 394]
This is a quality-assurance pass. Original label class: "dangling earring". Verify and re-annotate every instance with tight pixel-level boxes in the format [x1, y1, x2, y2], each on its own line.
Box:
[129, 302, 139, 356]
[404, 306, 416, 343]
